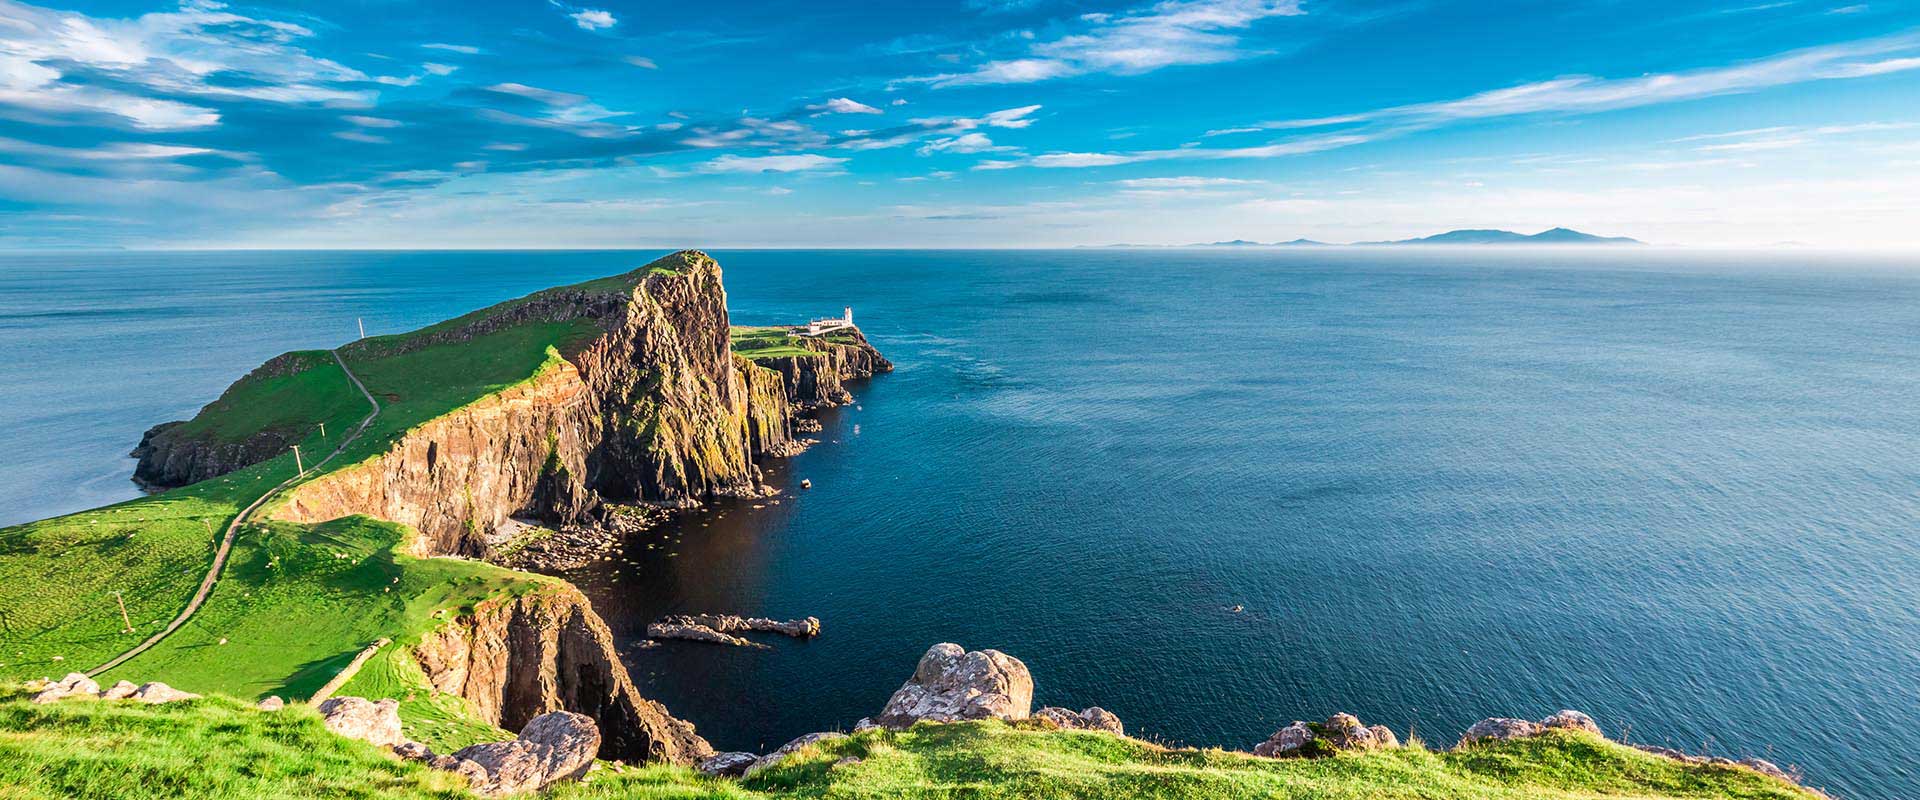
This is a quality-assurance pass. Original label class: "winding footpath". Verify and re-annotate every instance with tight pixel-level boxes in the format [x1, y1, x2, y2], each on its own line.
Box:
[88, 350, 381, 678]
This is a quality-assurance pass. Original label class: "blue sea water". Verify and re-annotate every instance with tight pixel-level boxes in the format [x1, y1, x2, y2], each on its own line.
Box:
[1, 249, 1916, 799]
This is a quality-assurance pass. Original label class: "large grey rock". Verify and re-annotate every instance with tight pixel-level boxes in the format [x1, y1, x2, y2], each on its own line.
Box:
[1253, 714, 1395, 758]
[695, 751, 759, 777]
[256, 696, 285, 711]
[1034, 706, 1124, 735]
[31, 673, 98, 704]
[317, 696, 405, 747]
[130, 681, 200, 704]
[1459, 717, 1544, 745]
[99, 680, 140, 700]
[874, 643, 1033, 729]
[743, 732, 848, 778]
[1541, 710, 1602, 736]
[450, 711, 601, 796]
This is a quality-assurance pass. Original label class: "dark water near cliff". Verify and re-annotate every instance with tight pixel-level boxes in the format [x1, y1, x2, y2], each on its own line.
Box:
[3, 249, 1917, 798]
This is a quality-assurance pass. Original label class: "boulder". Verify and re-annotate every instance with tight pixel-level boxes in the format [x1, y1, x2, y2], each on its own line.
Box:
[99, 680, 140, 700]
[393, 741, 435, 761]
[257, 696, 285, 711]
[1253, 714, 1396, 758]
[743, 731, 848, 778]
[695, 751, 759, 778]
[1541, 710, 1601, 736]
[317, 697, 405, 747]
[450, 711, 601, 796]
[130, 682, 200, 704]
[1253, 722, 1316, 758]
[31, 673, 99, 704]
[1034, 706, 1125, 735]
[1459, 717, 1543, 745]
[874, 643, 1033, 729]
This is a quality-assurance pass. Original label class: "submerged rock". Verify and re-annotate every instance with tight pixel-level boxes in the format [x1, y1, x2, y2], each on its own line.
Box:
[317, 696, 404, 747]
[874, 643, 1034, 729]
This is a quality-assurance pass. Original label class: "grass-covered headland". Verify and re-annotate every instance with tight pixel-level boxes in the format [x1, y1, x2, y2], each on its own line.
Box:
[0, 254, 1824, 799]
[0, 685, 1818, 800]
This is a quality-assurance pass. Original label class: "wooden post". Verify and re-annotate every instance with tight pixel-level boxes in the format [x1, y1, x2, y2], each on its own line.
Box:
[114, 591, 133, 633]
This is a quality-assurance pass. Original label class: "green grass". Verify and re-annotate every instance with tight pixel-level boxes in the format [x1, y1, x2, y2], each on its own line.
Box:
[0, 686, 734, 800]
[723, 721, 1816, 800]
[98, 515, 548, 702]
[729, 327, 817, 360]
[166, 351, 365, 443]
[0, 689, 1815, 800]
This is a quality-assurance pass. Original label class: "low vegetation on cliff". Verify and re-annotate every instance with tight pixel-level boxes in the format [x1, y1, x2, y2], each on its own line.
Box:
[0, 686, 1816, 800]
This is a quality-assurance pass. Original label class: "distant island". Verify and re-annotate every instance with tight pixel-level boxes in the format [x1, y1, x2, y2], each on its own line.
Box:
[1093, 227, 1643, 248]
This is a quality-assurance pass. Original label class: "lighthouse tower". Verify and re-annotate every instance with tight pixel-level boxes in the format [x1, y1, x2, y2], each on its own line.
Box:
[843, 306, 853, 325]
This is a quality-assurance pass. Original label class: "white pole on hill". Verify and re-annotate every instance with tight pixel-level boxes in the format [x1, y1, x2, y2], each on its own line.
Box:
[114, 591, 133, 633]
[358, 318, 365, 339]
[291, 444, 304, 476]
[318, 422, 326, 440]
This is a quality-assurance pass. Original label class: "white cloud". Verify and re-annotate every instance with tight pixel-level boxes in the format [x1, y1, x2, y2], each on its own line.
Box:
[570, 8, 616, 29]
[1114, 176, 1259, 187]
[487, 82, 588, 106]
[422, 43, 482, 54]
[625, 55, 658, 69]
[816, 97, 884, 115]
[423, 62, 458, 76]
[343, 115, 403, 128]
[904, 0, 1304, 87]
[1231, 31, 1920, 136]
[0, 0, 375, 130]
[765, 186, 794, 195]
[333, 130, 389, 144]
[990, 132, 1371, 169]
[690, 153, 849, 174]
[919, 132, 1015, 155]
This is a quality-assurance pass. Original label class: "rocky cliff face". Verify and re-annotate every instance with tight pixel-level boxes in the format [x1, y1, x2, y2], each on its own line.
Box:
[262, 250, 886, 555]
[412, 583, 713, 765]
[760, 328, 892, 410]
[129, 351, 330, 488]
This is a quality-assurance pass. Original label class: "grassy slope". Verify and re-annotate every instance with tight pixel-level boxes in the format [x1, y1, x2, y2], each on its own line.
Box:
[0, 691, 1815, 800]
[730, 327, 816, 360]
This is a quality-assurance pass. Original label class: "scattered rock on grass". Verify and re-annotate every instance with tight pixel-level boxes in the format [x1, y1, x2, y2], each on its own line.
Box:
[1253, 713, 1397, 758]
[1034, 706, 1125, 735]
[447, 711, 601, 796]
[695, 751, 759, 777]
[31, 673, 98, 704]
[317, 696, 404, 747]
[742, 732, 848, 778]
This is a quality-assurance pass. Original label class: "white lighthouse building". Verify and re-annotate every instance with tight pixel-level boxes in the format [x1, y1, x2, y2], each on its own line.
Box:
[803, 307, 854, 336]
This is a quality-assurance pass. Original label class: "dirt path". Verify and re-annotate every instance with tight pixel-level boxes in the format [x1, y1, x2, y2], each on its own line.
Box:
[88, 350, 381, 678]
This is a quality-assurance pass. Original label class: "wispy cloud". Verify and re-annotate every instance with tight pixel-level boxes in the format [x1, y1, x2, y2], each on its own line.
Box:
[919, 132, 1016, 155]
[0, 0, 376, 131]
[685, 153, 848, 174]
[977, 132, 1371, 170]
[1217, 31, 1920, 137]
[422, 43, 482, 55]
[902, 0, 1304, 87]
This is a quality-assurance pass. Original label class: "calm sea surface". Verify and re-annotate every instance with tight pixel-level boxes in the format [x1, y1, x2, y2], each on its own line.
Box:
[2, 249, 1916, 798]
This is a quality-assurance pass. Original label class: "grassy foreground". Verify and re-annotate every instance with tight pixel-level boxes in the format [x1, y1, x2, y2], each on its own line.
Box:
[0, 688, 1815, 800]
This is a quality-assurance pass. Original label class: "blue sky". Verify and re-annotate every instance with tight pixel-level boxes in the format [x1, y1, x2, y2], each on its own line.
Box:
[2, 0, 1918, 248]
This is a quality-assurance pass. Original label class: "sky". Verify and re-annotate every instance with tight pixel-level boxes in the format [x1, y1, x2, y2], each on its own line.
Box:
[1, 0, 1918, 249]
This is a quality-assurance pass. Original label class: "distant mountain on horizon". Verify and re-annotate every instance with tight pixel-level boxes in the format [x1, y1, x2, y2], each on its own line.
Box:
[1369, 227, 1643, 246]
[1090, 227, 1641, 248]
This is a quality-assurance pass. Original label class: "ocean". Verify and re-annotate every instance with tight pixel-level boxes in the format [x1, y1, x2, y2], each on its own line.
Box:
[1, 249, 1914, 798]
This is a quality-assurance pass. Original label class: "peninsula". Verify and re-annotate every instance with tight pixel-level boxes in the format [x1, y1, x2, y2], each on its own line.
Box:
[0, 251, 1825, 799]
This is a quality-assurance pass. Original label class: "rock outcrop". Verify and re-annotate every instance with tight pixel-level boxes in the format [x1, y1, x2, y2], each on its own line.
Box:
[411, 583, 711, 765]
[31, 673, 99, 704]
[758, 328, 892, 411]
[1034, 706, 1125, 735]
[646, 613, 820, 646]
[1253, 713, 1397, 758]
[446, 711, 602, 796]
[874, 643, 1034, 729]
[742, 732, 849, 778]
[317, 696, 404, 747]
